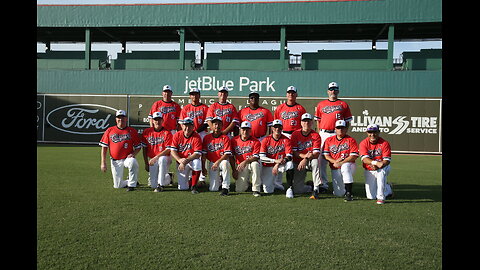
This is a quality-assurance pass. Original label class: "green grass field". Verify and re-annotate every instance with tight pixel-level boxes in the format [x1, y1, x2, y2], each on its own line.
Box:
[37, 145, 442, 269]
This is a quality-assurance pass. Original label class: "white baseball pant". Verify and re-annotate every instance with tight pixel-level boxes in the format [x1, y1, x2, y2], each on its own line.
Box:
[260, 161, 293, 193]
[293, 158, 321, 194]
[177, 158, 202, 190]
[148, 156, 172, 188]
[319, 131, 336, 188]
[208, 159, 231, 191]
[331, 162, 356, 197]
[235, 161, 261, 192]
[364, 165, 392, 201]
[110, 157, 139, 188]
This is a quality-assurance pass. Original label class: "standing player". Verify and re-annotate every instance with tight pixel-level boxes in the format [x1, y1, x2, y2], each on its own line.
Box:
[322, 120, 359, 201]
[149, 84, 182, 134]
[359, 124, 394, 204]
[238, 92, 273, 142]
[315, 82, 353, 192]
[201, 117, 233, 196]
[179, 88, 209, 140]
[274, 86, 306, 138]
[205, 86, 240, 138]
[259, 119, 294, 195]
[169, 117, 203, 194]
[231, 121, 262, 197]
[141, 112, 173, 192]
[290, 113, 322, 199]
[99, 110, 142, 191]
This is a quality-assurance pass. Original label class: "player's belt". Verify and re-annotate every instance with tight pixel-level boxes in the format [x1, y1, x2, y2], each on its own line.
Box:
[320, 129, 335, 133]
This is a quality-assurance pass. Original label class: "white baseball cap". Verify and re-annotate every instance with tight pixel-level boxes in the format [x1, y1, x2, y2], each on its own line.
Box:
[152, 111, 163, 119]
[116, 110, 127, 117]
[328, 82, 339, 91]
[189, 88, 201, 94]
[286, 86, 297, 93]
[162, 85, 172, 92]
[180, 117, 194, 125]
[366, 124, 380, 132]
[240, 121, 252, 129]
[272, 119, 283, 126]
[335, 120, 347, 128]
[219, 86, 230, 92]
[301, 113, 313, 121]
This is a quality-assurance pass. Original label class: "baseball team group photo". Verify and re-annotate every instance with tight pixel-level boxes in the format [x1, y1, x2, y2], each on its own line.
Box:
[101, 82, 394, 205]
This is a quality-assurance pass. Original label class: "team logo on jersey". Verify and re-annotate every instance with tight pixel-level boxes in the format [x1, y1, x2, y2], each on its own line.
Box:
[187, 110, 204, 119]
[160, 106, 177, 114]
[178, 143, 192, 152]
[110, 133, 132, 143]
[266, 144, 285, 155]
[215, 108, 233, 117]
[296, 140, 313, 152]
[147, 136, 165, 146]
[207, 142, 224, 153]
[321, 105, 343, 114]
[367, 148, 383, 159]
[234, 145, 253, 155]
[280, 111, 298, 120]
[245, 112, 265, 122]
[328, 143, 350, 155]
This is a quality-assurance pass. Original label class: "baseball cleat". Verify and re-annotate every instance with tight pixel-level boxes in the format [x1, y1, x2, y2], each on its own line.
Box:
[376, 200, 385, 205]
[344, 192, 353, 202]
[309, 189, 319, 200]
[253, 191, 261, 197]
[286, 187, 294, 198]
[220, 188, 229, 196]
[126, 187, 135, 192]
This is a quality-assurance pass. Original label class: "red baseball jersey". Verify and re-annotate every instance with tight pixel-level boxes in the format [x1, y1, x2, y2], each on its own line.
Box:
[238, 106, 274, 138]
[322, 135, 358, 170]
[168, 130, 203, 159]
[290, 129, 322, 164]
[141, 127, 173, 159]
[149, 100, 182, 131]
[99, 126, 142, 160]
[231, 135, 261, 164]
[274, 103, 306, 133]
[314, 99, 352, 131]
[180, 103, 209, 131]
[206, 102, 240, 131]
[202, 133, 232, 163]
[359, 137, 392, 171]
[260, 134, 292, 167]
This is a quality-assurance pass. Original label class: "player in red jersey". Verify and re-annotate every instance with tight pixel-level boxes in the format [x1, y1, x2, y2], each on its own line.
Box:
[238, 92, 273, 141]
[315, 82, 353, 192]
[259, 119, 294, 195]
[359, 124, 394, 204]
[141, 112, 173, 192]
[273, 86, 306, 139]
[201, 117, 233, 196]
[179, 88, 209, 140]
[99, 110, 142, 191]
[206, 86, 240, 138]
[149, 84, 182, 133]
[168, 117, 203, 194]
[231, 121, 262, 196]
[322, 120, 359, 201]
[290, 113, 322, 199]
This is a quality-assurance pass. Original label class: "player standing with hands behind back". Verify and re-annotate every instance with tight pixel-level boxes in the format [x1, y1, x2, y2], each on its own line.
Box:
[315, 82, 353, 193]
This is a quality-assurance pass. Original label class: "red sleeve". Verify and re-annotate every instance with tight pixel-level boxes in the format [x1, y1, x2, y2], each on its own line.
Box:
[206, 103, 216, 120]
[99, 128, 110, 147]
[349, 138, 359, 155]
[231, 105, 240, 122]
[175, 103, 182, 119]
[149, 100, 160, 118]
[224, 136, 232, 155]
[253, 140, 261, 156]
[193, 134, 203, 153]
[260, 137, 268, 154]
[130, 128, 142, 149]
[343, 102, 353, 121]
[313, 132, 321, 152]
[359, 139, 368, 157]
[284, 137, 293, 157]
[273, 104, 281, 120]
[266, 109, 274, 125]
[382, 140, 392, 159]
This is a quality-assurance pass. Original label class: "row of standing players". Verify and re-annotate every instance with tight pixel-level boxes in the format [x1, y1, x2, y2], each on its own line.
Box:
[99, 82, 393, 204]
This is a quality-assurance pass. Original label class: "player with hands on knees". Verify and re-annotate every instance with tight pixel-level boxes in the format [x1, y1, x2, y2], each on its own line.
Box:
[359, 124, 394, 205]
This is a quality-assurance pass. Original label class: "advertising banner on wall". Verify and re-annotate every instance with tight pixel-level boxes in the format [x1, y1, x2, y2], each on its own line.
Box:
[37, 94, 441, 154]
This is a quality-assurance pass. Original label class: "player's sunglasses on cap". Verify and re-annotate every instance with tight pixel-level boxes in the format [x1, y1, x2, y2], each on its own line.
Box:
[328, 82, 339, 91]
[152, 111, 163, 119]
[366, 124, 380, 132]
[180, 117, 194, 125]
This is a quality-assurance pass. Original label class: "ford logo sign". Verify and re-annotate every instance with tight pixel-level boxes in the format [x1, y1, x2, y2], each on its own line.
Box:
[46, 104, 119, 135]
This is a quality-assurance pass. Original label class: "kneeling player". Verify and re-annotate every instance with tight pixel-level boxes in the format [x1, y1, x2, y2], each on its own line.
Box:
[169, 117, 203, 194]
[359, 124, 394, 204]
[202, 117, 233, 196]
[141, 112, 173, 192]
[231, 121, 262, 197]
[322, 120, 359, 201]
